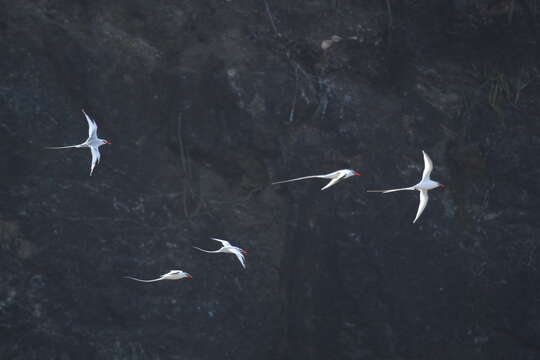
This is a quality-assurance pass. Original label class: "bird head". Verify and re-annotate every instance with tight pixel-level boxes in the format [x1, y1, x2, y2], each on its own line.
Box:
[438, 184, 445, 188]
[185, 273, 193, 279]
[241, 249, 248, 255]
[354, 171, 361, 176]
[102, 139, 112, 145]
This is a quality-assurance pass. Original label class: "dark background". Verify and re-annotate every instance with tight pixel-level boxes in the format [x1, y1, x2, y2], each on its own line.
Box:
[1, 0, 540, 359]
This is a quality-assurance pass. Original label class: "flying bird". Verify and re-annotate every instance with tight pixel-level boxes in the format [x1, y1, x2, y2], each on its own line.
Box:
[124, 270, 192, 283]
[45, 109, 111, 176]
[272, 169, 361, 190]
[193, 238, 248, 269]
[367, 150, 444, 223]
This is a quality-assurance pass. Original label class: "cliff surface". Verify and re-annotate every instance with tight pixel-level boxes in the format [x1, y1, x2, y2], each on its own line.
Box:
[1, 1, 540, 359]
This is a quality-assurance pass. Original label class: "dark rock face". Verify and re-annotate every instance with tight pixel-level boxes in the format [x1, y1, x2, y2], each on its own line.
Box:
[1, 1, 540, 359]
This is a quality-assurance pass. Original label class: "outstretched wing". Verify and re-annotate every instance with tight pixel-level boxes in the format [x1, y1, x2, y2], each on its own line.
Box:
[231, 249, 246, 269]
[211, 237, 231, 247]
[82, 109, 98, 139]
[413, 189, 429, 223]
[320, 172, 347, 190]
[89, 146, 101, 176]
[421, 150, 434, 181]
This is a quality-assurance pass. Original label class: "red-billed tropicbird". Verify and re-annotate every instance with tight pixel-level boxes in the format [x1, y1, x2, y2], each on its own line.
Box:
[367, 150, 445, 223]
[272, 169, 361, 190]
[124, 270, 192, 283]
[193, 238, 248, 269]
[45, 109, 111, 176]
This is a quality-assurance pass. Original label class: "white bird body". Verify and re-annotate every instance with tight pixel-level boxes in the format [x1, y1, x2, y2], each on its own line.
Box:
[272, 169, 361, 190]
[46, 109, 111, 176]
[124, 270, 192, 283]
[367, 151, 444, 223]
[416, 179, 440, 191]
[193, 238, 248, 269]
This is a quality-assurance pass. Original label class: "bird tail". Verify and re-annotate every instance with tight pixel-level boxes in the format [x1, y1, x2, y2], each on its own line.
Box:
[272, 175, 321, 185]
[193, 246, 220, 254]
[44, 145, 82, 149]
[238, 254, 246, 269]
[367, 187, 415, 193]
[123, 276, 160, 283]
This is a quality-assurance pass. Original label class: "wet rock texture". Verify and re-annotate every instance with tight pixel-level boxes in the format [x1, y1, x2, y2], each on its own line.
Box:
[1, 0, 540, 359]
